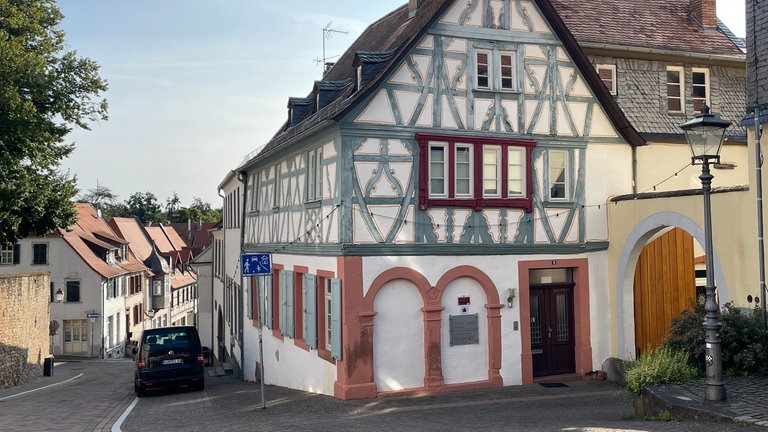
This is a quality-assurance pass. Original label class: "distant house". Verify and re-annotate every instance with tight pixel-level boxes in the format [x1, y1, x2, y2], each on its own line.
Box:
[109, 218, 198, 329]
[0, 203, 149, 357]
[217, 0, 746, 399]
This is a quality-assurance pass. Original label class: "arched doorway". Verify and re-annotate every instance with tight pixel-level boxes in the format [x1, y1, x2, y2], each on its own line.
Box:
[217, 307, 225, 364]
[633, 227, 698, 356]
[615, 212, 729, 357]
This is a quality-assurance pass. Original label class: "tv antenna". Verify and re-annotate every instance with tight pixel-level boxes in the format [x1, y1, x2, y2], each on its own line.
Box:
[314, 22, 348, 74]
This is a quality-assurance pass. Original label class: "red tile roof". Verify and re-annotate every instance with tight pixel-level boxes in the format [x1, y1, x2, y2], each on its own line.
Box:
[109, 217, 153, 261]
[61, 204, 148, 278]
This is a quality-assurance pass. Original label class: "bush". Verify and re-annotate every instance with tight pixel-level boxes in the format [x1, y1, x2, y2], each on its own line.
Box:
[663, 300, 768, 376]
[625, 346, 697, 394]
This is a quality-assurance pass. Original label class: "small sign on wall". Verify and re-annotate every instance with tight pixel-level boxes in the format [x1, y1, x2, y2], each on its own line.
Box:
[458, 296, 470, 305]
[449, 313, 479, 346]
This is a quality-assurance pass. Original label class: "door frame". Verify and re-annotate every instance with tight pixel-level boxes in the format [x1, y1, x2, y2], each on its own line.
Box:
[519, 258, 592, 384]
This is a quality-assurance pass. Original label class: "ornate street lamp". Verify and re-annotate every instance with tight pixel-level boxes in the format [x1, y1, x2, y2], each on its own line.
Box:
[679, 104, 730, 402]
[55, 288, 64, 303]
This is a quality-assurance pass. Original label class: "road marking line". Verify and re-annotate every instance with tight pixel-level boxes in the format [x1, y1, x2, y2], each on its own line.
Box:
[112, 397, 138, 432]
[0, 373, 84, 401]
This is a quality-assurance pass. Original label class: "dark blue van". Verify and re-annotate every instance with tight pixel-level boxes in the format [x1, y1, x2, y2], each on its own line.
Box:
[134, 326, 205, 396]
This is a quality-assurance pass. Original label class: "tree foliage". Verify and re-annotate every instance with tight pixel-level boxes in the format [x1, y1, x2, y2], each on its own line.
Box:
[125, 192, 164, 225]
[79, 187, 222, 225]
[0, 0, 108, 243]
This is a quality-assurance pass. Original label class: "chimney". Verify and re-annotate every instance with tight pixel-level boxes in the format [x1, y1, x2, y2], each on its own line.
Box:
[409, 0, 425, 18]
[690, 0, 717, 30]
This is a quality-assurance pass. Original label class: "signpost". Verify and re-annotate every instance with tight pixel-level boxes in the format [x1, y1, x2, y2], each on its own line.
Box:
[242, 253, 271, 275]
[241, 252, 271, 408]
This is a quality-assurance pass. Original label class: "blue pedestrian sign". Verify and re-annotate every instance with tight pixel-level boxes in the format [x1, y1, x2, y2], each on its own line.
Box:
[242, 253, 271, 275]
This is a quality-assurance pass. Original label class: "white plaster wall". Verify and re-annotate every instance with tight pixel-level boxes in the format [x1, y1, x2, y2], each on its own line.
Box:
[441, 278, 488, 384]
[362, 252, 612, 386]
[374, 279, 425, 391]
[241, 253, 340, 395]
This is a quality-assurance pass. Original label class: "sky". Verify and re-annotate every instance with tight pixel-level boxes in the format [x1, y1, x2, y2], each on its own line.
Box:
[56, 0, 747, 207]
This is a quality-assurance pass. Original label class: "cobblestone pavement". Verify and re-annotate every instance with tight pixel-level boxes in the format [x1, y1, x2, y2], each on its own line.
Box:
[647, 376, 768, 427]
[1, 357, 768, 431]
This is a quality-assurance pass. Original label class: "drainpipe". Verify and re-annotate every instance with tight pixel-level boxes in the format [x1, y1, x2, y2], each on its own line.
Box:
[632, 145, 638, 194]
[215, 188, 224, 361]
[755, 109, 767, 325]
[237, 171, 248, 380]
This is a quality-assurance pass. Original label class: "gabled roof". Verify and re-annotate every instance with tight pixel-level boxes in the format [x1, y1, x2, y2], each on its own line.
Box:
[242, 0, 649, 171]
[60, 203, 148, 278]
[548, 0, 744, 57]
[109, 217, 153, 261]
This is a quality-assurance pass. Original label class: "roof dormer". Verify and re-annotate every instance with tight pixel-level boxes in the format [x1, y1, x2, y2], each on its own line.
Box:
[287, 97, 313, 127]
[354, 50, 395, 91]
[313, 79, 353, 111]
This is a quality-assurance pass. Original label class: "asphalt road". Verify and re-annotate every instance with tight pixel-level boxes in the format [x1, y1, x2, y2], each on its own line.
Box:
[1, 358, 766, 431]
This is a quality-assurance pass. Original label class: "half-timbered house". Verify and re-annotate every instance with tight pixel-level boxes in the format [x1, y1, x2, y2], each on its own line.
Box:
[220, 0, 746, 399]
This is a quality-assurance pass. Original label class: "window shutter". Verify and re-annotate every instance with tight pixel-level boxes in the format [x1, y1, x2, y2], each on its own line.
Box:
[246, 277, 252, 320]
[285, 270, 294, 338]
[279, 271, 287, 333]
[264, 274, 273, 329]
[303, 274, 317, 349]
[13, 243, 20, 264]
[330, 278, 342, 360]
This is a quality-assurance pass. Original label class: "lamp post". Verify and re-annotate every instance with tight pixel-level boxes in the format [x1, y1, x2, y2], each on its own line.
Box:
[679, 104, 730, 402]
[49, 288, 63, 355]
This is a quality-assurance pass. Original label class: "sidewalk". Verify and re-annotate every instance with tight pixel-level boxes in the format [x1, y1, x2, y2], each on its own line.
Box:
[643, 376, 768, 427]
[0, 356, 89, 402]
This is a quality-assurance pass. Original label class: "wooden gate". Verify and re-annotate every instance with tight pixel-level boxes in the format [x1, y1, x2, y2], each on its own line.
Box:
[633, 227, 697, 357]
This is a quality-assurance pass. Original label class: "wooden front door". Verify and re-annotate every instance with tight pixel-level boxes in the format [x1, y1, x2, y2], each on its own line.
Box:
[530, 285, 575, 377]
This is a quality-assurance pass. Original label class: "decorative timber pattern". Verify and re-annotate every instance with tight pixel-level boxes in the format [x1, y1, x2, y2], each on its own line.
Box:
[348, 0, 618, 248]
[243, 0, 622, 252]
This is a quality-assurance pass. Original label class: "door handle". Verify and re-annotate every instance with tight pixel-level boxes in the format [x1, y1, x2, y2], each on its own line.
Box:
[547, 326, 552, 338]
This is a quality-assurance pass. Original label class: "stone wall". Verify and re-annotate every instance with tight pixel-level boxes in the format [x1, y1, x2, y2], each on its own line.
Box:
[0, 273, 50, 388]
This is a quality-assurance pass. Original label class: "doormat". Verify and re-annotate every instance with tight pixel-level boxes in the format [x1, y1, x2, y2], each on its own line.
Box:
[539, 382, 568, 388]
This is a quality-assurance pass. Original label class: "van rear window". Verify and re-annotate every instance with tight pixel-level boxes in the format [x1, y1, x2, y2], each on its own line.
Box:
[144, 330, 191, 348]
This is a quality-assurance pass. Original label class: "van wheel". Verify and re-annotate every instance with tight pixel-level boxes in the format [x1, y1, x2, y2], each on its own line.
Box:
[135, 381, 146, 397]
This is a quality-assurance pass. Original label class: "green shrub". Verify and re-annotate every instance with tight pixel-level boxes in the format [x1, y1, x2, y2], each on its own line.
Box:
[625, 346, 697, 394]
[663, 300, 768, 376]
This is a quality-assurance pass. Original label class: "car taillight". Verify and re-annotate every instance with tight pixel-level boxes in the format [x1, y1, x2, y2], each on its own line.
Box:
[137, 358, 145, 370]
[197, 353, 204, 363]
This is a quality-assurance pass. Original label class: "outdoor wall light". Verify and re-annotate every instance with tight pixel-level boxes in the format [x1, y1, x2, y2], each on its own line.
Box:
[507, 288, 516, 308]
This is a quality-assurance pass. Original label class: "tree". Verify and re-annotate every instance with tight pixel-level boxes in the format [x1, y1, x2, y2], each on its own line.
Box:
[0, 0, 108, 244]
[80, 184, 118, 208]
[125, 192, 164, 225]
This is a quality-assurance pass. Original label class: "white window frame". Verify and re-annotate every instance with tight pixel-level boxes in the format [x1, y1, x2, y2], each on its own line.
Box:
[476, 50, 491, 89]
[0, 244, 13, 265]
[482, 145, 501, 198]
[428, 142, 449, 198]
[475, 48, 517, 92]
[596, 64, 617, 95]
[454, 144, 473, 198]
[667, 66, 684, 113]
[508, 147, 526, 198]
[692, 67, 710, 112]
[499, 51, 516, 91]
[324, 278, 333, 351]
[306, 147, 323, 202]
[272, 163, 281, 209]
[548, 149, 569, 201]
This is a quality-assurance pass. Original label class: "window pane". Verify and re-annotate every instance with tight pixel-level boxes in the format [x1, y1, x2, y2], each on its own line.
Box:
[429, 146, 446, 196]
[431, 179, 445, 194]
[483, 147, 499, 196]
[508, 148, 524, 196]
[692, 72, 706, 85]
[693, 86, 706, 98]
[667, 70, 680, 83]
[550, 150, 567, 199]
[477, 52, 489, 89]
[668, 99, 682, 111]
[455, 146, 471, 196]
[667, 84, 680, 97]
